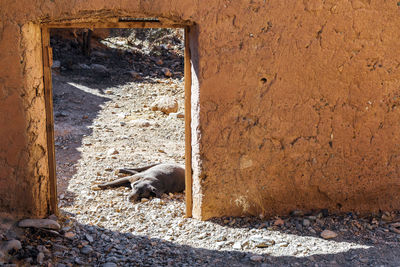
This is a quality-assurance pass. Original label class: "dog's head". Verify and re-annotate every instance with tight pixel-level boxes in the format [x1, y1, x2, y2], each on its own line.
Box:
[128, 179, 160, 202]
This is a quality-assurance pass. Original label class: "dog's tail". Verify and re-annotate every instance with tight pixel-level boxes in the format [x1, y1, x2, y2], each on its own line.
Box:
[118, 163, 160, 175]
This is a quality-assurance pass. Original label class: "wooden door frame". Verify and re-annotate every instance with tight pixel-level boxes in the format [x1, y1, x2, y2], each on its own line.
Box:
[41, 20, 193, 217]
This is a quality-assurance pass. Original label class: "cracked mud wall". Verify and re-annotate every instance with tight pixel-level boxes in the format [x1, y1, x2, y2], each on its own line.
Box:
[1, 0, 400, 219]
[0, 20, 50, 217]
[197, 0, 400, 219]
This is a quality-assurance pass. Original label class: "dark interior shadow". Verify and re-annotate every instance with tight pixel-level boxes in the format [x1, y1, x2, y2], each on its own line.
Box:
[13, 218, 400, 266]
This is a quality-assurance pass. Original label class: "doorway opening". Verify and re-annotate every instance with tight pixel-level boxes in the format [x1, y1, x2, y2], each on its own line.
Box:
[41, 21, 192, 223]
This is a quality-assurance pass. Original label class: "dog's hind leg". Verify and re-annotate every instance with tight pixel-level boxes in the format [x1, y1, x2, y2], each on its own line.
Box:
[98, 177, 133, 189]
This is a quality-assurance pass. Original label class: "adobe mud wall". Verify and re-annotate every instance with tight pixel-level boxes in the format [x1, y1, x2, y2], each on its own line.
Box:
[1, 0, 400, 220]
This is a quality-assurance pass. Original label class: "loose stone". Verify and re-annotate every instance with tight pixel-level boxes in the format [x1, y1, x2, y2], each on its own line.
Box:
[232, 241, 242, 250]
[81, 245, 93, 255]
[250, 235, 275, 248]
[107, 148, 119, 156]
[18, 219, 61, 230]
[291, 210, 304, 216]
[303, 219, 311, 227]
[0, 240, 21, 254]
[85, 234, 94, 243]
[320, 230, 338, 239]
[151, 96, 178, 114]
[91, 64, 109, 74]
[250, 255, 264, 262]
[161, 67, 173, 77]
[64, 232, 76, 239]
[274, 218, 285, 226]
[36, 252, 45, 264]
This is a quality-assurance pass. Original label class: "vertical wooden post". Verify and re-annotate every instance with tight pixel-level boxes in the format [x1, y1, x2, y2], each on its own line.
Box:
[41, 27, 58, 215]
[184, 27, 193, 218]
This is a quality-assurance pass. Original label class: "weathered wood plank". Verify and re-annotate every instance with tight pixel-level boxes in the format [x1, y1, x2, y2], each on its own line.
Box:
[41, 27, 58, 216]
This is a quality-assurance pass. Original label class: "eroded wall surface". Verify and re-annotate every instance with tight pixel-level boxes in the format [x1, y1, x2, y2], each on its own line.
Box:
[0, 17, 50, 217]
[1, 0, 400, 219]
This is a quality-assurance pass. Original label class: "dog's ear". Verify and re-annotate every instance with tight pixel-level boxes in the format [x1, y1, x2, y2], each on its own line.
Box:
[149, 185, 161, 197]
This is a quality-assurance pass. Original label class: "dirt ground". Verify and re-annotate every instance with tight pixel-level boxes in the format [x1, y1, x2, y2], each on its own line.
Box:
[51, 28, 185, 201]
[2, 29, 400, 266]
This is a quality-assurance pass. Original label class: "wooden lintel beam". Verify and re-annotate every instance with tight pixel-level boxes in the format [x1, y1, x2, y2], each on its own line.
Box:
[42, 21, 190, 29]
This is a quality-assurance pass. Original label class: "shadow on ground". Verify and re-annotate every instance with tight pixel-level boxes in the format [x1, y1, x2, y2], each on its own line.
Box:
[14, 217, 400, 266]
[206, 211, 400, 265]
[52, 73, 112, 206]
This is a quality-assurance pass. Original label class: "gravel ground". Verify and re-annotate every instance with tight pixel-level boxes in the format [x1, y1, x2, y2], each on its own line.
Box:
[1, 29, 400, 266]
